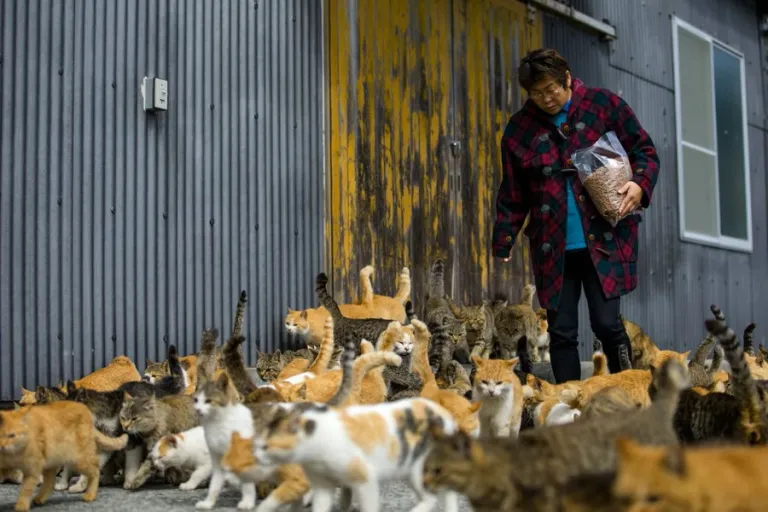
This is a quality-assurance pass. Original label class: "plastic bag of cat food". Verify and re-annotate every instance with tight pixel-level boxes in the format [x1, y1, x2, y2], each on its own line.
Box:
[571, 131, 642, 227]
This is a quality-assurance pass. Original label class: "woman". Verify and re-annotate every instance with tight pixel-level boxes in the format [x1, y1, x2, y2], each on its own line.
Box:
[492, 48, 660, 384]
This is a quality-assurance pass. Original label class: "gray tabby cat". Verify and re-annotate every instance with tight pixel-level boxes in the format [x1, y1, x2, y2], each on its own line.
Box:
[687, 334, 716, 388]
[664, 305, 768, 445]
[314, 272, 396, 354]
[488, 285, 540, 361]
[423, 355, 687, 511]
[423, 259, 468, 372]
[446, 296, 495, 359]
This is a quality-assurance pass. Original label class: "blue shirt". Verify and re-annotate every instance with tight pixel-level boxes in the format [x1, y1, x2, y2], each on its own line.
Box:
[551, 100, 586, 251]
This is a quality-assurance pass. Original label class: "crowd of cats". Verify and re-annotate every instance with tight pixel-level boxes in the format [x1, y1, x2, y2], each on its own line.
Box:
[2, 258, 768, 511]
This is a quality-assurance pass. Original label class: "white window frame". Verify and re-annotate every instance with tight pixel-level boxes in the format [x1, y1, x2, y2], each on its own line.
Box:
[671, 15, 753, 253]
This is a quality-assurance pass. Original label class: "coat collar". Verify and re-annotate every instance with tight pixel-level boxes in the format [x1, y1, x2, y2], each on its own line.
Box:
[522, 77, 586, 120]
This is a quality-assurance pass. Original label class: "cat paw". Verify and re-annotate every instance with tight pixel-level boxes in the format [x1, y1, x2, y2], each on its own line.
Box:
[123, 479, 142, 491]
[195, 500, 216, 510]
[68, 480, 88, 494]
[54, 481, 69, 491]
[179, 481, 197, 491]
[237, 497, 256, 510]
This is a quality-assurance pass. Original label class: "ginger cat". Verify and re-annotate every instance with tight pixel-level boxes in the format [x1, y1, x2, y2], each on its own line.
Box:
[529, 365, 655, 408]
[620, 315, 690, 370]
[221, 432, 311, 512]
[411, 318, 482, 436]
[19, 355, 141, 405]
[471, 355, 525, 437]
[284, 265, 411, 346]
[614, 436, 768, 511]
[0, 401, 128, 511]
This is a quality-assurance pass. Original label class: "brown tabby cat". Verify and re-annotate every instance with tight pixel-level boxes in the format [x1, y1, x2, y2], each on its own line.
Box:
[446, 297, 496, 359]
[284, 265, 411, 346]
[422, 356, 687, 511]
[614, 436, 768, 511]
[423, 259, 469, 368]
[490, 285, 542, 362]
[0, 401, 128, 511]
[119, 392, 198, 490]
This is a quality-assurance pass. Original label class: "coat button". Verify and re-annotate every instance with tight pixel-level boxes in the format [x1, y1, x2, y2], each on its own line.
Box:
[542, 166, 552, 176]
[578, 194, 585, 202]
[505, 235, 512, 242]
[604, 232, 613, 241]
[588, 234, 595, 241]
[539, 133, 549, 142]
[541, 205, 550, 213]
[590, 214, 596, 220]
[576, 122, 585, 131]
[567, 158, 574, 166]
[541, 242, 551, 253]
[561, 124, 570, 135]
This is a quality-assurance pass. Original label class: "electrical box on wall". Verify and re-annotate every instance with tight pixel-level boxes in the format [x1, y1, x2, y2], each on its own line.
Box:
[141, 77, 168, 113]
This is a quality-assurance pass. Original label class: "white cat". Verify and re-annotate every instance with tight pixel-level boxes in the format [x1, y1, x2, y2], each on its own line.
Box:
[150, 426, 239, 490]
[194, 374, 257, 510]
[255, 397, 460, 512]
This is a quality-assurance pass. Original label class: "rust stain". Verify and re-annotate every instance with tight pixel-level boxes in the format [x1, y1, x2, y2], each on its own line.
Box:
[326, 0, 542, 305]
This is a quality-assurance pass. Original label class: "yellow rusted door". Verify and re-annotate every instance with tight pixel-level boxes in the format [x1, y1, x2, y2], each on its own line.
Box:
[326, 0, 542, 305]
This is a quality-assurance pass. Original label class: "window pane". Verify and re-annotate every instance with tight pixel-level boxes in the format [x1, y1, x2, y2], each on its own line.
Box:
[713, 46, 748, 241]
[682, 146, 719, 237]
[677, 26, 715, 150]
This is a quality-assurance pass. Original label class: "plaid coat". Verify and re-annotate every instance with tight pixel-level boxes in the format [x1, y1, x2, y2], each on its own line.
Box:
[492, 78, 660, 310]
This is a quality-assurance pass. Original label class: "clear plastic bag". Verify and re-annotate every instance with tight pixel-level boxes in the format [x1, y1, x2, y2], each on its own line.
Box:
[571, 131, 641, 227]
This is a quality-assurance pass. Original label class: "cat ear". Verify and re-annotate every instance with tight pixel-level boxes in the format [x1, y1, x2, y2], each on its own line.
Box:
[681, 350, 691, 360]
[471, 354, 484, 367]
[614, 436, 634, 458]
[297, 383, 308, 400]
[216, 372, 232, 390]
[66, 380, 77, 396]
[300, 310, 308, 320]
[146, 359, 153, 367]
[451, 431, 475, 458]
[12, 402, 21, 410]
[287, 308, 295, 313]
[505, 357, 520, 369]
[165, 435, 178, 447]
[274, 349, 282, 356]
[123, 391, 133, 402]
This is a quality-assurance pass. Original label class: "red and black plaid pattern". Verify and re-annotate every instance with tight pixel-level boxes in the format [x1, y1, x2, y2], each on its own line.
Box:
[492, 78, 660, 310]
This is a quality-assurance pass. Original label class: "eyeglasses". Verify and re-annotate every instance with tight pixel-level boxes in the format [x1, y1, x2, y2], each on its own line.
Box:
[529, 84, 562, 101]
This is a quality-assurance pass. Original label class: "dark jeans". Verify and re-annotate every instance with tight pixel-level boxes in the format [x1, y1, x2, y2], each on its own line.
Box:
[547, 249, 633, 383]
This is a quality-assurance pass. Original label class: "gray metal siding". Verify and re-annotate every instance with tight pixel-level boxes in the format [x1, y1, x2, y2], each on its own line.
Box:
[0, 0, 325, 400]
[543, 0, 768, 359]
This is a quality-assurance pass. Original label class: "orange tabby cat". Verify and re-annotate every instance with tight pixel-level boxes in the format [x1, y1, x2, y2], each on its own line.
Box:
[529, 366, 655, 408]
[0, 401, 129, 511]
[221, 432, 310, 511]
[614, 436, 768, 511]
[284, 265, 411, 345]
[411, 319, 482, 435]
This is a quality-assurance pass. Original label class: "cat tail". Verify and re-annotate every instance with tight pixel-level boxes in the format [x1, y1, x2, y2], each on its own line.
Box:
[94, 431, 129, 452]
[517, 336, 533, 375]
[167, 345, 186, 394]
[743, 322, 757, 356]
[618, 344, 633, 370]
[427, 259, 446, 299]
[519, 284, 536, 307]
[358, 265, 375, 305]
[195, 328, 219, 391]
[307, 317, 335, 375]
[709, 343, 724, 375]
[393, 267, 412, 303]
[411, 319, 439, 390]
[222, 335, 257, 397]
[404, 300, 416, 323]
[705, 306, 767, 443]
[690, 334, 715, 368]
[315, 273, 344, 323]
[592, 346, 608, 377]
[338, 340, 402, 407]
[326, 337, 357, 406]
[231, 290, 248, 338]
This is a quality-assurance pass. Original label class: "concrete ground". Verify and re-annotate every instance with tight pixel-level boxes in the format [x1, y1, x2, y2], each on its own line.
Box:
[0, 482, 473, 511]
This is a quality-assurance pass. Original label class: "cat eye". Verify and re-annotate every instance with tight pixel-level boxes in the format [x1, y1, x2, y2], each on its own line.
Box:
[7, 434, 15, 438]
[481, 380, 489, 386]
[205, 399, 212, 404]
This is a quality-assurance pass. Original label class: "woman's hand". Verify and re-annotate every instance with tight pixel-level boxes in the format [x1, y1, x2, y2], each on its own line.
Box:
[618, 181, 643, 217]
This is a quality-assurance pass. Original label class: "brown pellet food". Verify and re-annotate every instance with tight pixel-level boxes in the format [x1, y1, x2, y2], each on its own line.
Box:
[581, 160, 632, 226]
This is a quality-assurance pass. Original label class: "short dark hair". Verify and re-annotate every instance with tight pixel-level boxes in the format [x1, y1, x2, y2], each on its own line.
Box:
[518, 48, 570, 91]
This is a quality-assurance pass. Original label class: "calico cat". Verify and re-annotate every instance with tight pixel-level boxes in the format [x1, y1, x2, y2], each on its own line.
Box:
[446, 297, 496, 359]
[0, 401, 128, 511]
[315, 272, 398, 354]
[423, 259, 469, 368]
[422, 356, 687, 511]
[31, 385, 67, 405]
[471, 354, 525, 438]
[256, 397, 461, 512]
[150, 425, 240, 491]
[193, 368, 259, 510]
[412, 318, 482, 435]
[490, 285, 542, 362]
[662, 305, 768, 445]
[614, 436, 768, 511]
[119, 392, 198, 490]
[285, 266, 411, 346]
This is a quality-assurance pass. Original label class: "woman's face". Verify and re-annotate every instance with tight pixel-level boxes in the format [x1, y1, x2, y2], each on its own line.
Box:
[528, 71, 572, 115]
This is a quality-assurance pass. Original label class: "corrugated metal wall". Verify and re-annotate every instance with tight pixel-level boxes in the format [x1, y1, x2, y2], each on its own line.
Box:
[543, 0, 768, 358]
[325, 0, 542, 308]
[0, 0, 325, 400]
